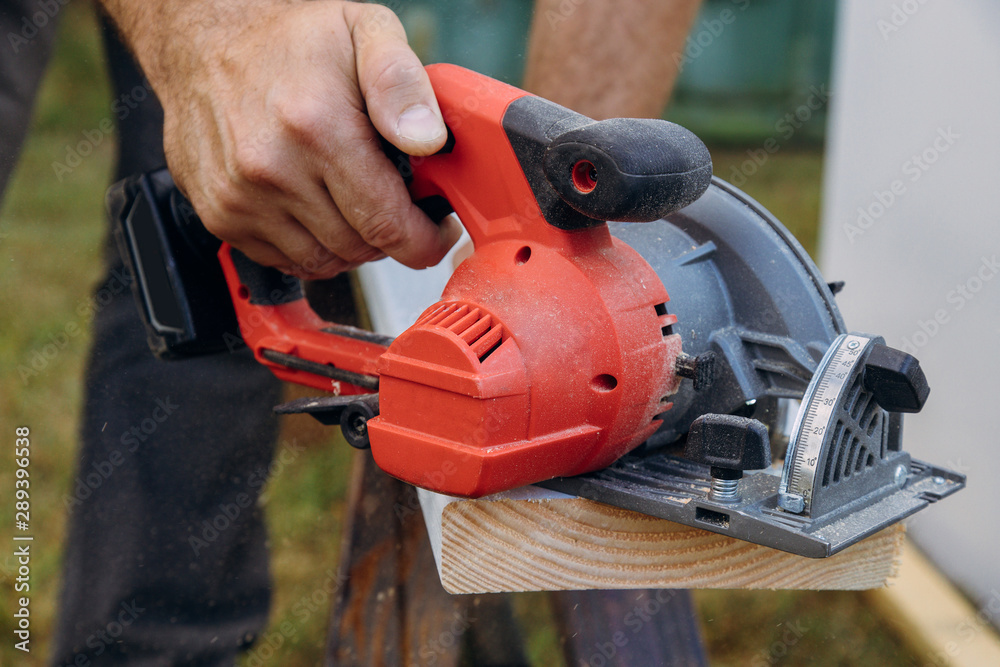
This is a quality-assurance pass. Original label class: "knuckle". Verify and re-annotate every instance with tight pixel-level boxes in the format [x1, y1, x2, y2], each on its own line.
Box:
[232, 143, 279, 187]
[273, 94, 328, 147]
[207, 180, 247, 218]
[367, 59, 424, 99]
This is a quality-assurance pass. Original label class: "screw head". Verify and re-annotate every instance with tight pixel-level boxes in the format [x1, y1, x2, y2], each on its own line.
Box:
[894, 464, 908, 488]
[933, 476, 946, 485]
[847, 339, 861, 350]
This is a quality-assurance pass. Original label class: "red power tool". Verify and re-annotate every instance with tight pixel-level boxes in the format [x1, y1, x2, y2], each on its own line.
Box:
[218, 64, 712, 497]
[111, 64, 963, 557]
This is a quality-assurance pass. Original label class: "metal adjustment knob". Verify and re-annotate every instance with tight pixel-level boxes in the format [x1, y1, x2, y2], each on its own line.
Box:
[685, 413, 772, 502]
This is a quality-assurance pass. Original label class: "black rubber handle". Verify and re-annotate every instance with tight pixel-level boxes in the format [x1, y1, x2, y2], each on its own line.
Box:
[542, 118, 713, 223]
[502, 96, 712, 230]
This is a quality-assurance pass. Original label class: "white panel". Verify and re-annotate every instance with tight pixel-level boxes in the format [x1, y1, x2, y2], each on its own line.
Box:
[820, 0, 1000, 611]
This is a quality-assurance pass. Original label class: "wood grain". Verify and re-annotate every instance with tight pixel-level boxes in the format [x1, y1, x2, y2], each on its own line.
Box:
[421, 488, 905, 595]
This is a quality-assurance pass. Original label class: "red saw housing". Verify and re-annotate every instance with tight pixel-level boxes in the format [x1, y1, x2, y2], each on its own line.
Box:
[219, 64, 712, 498]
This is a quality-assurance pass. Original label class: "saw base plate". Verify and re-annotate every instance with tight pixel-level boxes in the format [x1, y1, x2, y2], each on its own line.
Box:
[539, 453, 964, 558]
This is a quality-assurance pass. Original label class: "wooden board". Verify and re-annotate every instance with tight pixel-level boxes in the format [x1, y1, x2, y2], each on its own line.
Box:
[419, 487, 905, 595]
[326, 453, 710, 665]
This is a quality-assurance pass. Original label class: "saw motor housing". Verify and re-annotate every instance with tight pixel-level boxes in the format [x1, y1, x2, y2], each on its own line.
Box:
[372, 240, 684, 497]
[118, 64, 713, 497]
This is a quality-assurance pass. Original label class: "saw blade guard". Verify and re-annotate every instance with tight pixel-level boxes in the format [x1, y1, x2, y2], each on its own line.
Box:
[610, 178, 847, 447]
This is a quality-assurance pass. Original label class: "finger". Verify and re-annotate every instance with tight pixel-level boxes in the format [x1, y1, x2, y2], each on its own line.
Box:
[237, 223, 357, 281]
[264, 218, 350, 279]
[323, 133, 462, 269]
[282, 177, 387, 266]
[345, 3, 447, 157]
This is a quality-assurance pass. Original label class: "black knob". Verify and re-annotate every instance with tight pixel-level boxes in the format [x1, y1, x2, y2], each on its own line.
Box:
[273, 393, 379, 449]
[340, 400, 377, 450]
[685, 414, 771, 481]
[675, 351, 716, 392]
[863, 344, 930, 413]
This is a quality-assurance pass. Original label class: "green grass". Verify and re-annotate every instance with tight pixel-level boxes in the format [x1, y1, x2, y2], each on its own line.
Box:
[710, 147, 826, 256]
[1, 4, 918, 665]
[0, 5, 114, 664]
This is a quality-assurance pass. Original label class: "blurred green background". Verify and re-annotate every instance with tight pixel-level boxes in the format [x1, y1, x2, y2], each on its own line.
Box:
[0, 2, 922, 665]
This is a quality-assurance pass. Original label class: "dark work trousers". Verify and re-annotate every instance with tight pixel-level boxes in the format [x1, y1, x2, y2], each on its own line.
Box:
[45, 13, 284, 667]
[0, 0, 59, 202]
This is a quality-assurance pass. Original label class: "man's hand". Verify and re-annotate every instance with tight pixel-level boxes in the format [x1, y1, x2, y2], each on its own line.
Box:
[102, 0, 463, 279]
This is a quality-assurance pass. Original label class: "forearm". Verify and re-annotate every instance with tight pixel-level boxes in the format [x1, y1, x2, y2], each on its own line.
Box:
[97, 0, 289, 95]
[523, 0, 702, 119]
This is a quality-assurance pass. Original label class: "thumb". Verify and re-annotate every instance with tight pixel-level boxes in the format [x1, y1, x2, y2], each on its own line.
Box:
[347, 3, 447, 156]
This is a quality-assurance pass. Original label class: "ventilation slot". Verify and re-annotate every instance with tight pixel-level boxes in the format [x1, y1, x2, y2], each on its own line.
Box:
[654, 302, 677, 336]
[417, 302, 507, 362]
